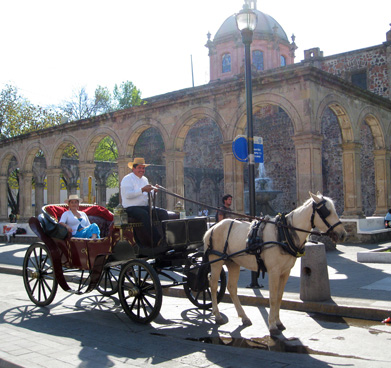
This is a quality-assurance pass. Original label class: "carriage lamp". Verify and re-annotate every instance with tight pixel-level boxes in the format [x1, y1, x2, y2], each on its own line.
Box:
[174, 201, 186, 219]
[114, 204, 128, 227]
[235, 2, 258, 218]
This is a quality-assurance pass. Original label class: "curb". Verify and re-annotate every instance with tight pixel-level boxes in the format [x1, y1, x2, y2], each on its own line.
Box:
[3, 264, 390, 322]
[163, 284, 391, 322]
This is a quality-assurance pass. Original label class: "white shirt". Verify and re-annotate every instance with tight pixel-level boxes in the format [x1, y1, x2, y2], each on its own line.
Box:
[121, 172, 151, 207]
[59, 210, 91, 236]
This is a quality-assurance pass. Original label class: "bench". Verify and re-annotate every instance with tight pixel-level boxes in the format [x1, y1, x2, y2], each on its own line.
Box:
[341, 217, 391, 243]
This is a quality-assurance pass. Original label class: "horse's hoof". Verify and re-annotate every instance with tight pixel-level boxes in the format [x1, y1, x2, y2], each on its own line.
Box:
[269, 328, 282, 336]
[215, 317, 227, 325]
[277, 323, 286, 331]
[242, 319, 252, 326]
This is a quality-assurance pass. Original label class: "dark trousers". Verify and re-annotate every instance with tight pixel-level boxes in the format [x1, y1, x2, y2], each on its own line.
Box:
[125, 206, 169, 246]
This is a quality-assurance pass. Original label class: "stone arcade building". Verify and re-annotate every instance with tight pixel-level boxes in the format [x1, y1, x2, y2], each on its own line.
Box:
[1, 3, 391, 224]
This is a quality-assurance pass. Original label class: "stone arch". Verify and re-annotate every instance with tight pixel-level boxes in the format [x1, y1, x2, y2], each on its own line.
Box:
[173, 107, 226, 151]
[357, 108, 385, 150]
[84, 127, 123, 163]
[316, 94, 354, 143]
[125, 118, 169, 157]
[21, 142, 49, 171]
[21, 144, 49, 216]
[51, 137, 83, 167]
[0, 149, 21, 176]
[232, 93, 303, 138]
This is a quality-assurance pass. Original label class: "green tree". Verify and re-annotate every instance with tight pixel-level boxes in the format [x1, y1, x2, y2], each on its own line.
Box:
[0, 85, 63, 139]
[95, 136, 118, 161]
[113, 81, 142, 110]
[59, 81, 144, 121]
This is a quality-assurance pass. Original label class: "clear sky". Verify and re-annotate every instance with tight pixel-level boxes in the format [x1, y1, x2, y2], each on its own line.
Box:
[1, 0, 390, 107]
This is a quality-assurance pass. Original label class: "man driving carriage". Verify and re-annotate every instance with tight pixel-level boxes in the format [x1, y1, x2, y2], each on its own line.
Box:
[120, 157, 169, 247]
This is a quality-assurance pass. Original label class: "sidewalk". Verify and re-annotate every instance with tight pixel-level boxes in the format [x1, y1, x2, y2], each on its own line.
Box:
[1, 239, 390, 321]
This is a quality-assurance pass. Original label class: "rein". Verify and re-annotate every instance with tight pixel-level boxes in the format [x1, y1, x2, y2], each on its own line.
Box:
[155, 185, 337, 238]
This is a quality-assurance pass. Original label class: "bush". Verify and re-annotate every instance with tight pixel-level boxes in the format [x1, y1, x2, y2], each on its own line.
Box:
[107, 192, 119, 213]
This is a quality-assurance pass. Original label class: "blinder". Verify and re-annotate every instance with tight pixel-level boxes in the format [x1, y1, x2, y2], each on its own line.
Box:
[311, 199, 341, 235]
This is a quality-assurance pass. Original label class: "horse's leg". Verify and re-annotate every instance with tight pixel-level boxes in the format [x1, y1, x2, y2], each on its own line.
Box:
[267, 270, 283, 335]
[275, 271, 291, 331]
[209, 260, 226, 324]
[225, 261, 252, 326]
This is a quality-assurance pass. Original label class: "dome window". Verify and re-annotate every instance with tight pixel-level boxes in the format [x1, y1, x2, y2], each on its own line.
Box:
[252, 50, 264, 71]
[222, 53, 231, 73]
[280, 55, 286, 67]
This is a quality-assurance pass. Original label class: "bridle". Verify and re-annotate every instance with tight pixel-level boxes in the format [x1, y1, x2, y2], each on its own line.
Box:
[310, 199, 342, 235]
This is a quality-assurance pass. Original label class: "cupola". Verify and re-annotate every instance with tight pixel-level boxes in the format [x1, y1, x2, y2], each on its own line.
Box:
[205, 0, 297, 81]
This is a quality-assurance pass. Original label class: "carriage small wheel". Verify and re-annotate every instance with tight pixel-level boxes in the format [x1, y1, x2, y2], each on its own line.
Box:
[118, 259, 162, 324]
[97, 265, 121, 296]
[23, 242, 58, 306]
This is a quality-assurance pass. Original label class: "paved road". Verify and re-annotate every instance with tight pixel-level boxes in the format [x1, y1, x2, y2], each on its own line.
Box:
[0, 239, 391, 367]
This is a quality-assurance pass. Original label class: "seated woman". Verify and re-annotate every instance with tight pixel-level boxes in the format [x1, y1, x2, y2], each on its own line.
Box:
[59, 195, 100, 239]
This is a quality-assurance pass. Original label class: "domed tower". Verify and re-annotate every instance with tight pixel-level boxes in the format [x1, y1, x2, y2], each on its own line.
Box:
[205, 0, 297, 82]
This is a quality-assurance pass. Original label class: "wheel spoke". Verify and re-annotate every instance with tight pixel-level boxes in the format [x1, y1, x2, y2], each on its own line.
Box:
[23, 243, 58, 306]
[118, 260, 162, 324]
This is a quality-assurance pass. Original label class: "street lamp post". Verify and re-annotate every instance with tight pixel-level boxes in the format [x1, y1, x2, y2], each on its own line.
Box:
[235, 3, 257, 219]
[236, 3, 261, 288]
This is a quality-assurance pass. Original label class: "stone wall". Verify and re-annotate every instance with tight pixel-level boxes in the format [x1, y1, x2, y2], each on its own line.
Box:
[320, 47, 389, 98]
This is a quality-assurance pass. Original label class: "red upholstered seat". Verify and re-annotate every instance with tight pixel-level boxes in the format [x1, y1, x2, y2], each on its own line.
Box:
[43, 204, 114, 238]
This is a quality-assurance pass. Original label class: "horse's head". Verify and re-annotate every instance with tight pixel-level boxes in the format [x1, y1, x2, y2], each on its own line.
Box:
[309, 191, 347, 243]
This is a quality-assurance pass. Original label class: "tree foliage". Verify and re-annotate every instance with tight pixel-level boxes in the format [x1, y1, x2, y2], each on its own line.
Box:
[95, 136, 118, 162]
[0, 85, 63, 139]
[113, 81, 143, 110]
[59, 81, 144, 122]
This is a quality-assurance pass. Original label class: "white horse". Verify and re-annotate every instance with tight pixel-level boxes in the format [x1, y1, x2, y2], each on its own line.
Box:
[203, 192, 347, 336]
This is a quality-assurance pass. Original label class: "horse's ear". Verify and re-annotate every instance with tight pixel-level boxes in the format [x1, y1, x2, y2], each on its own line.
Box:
[316, 191, 322, 196]
[309, 191, 321, 203]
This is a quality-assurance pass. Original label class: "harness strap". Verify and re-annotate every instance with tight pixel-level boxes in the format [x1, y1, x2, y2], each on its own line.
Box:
[207, 220, 235, 260]
[277, 214, 305, 257]
[246, 220, 267, 279]
[311, 199, 342, 235]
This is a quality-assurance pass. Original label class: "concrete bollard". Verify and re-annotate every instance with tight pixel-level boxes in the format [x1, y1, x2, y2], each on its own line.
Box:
[300, 242, 331, 302]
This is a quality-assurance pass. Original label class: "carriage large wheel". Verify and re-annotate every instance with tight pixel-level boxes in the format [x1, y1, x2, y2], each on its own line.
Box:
[23, 242, 58, 306]
[183, 268, 226, 310]
[118, 259, 162, 324]
[97, 265, 121, 296]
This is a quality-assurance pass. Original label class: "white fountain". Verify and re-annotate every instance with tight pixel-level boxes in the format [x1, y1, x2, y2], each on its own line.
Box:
[244, 163, 282, 216]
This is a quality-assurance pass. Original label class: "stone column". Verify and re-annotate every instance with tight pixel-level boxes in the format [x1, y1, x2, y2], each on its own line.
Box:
[0, 175, 8, 221]
[220, 143, 235, 206]
[341, 142, 364, 217]
[164, 150, 186, 211]
[234, 159, 245, 213]
[373, 149, 390, 216]
[34, 183, 45, 216]
[18, 171, 33, 222]
[46, 167, 62, 204]
[96, 178, 106, 206]
[79, 162, 96, 203]
[292, 133, 323, 205]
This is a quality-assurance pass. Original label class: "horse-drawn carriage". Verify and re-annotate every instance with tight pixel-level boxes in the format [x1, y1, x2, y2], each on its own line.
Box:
[24, 192, 346, 335]
[24, 203, 226, 324]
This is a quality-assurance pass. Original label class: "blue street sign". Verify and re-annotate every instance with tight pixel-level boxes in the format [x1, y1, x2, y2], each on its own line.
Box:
[232, 135, 263, 163]
[232, 136, 248, 162]
[254, 136, 264, 163]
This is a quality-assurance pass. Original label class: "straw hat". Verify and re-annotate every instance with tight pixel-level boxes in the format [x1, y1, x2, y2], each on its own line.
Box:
[65, 194, 83, 204]
[128, 157, 151, 169]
